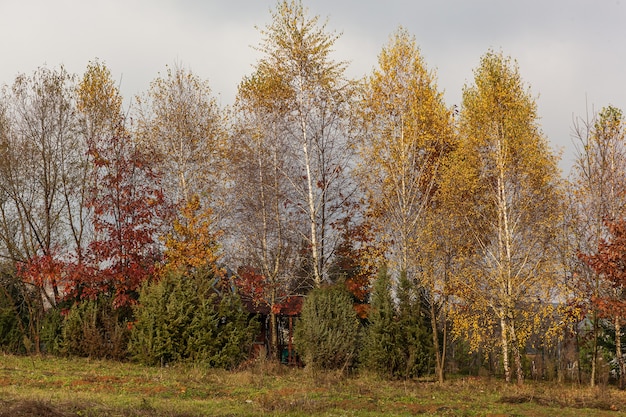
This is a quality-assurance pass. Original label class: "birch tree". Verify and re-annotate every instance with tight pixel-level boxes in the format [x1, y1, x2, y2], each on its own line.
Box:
[0, 68, 77, 262]
[354, 28, 455, 382]
[135, 64, 224, 207]
[250, 0, 355, 287]
[0, 66, 80, 308]
[229, 68, 302, 359]
[569, 105, 626, 386]
[446, 51, 563, 384]
[0, 66, 84, 352]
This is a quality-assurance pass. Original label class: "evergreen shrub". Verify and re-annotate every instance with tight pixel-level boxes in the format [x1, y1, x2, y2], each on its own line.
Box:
[61, 295, 130, 359]
[362, 267, 433, 379]
[129, 267, 258, 368]
[294, 284, 360, 370]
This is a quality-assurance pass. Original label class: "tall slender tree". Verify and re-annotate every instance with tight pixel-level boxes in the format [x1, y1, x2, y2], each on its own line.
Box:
[0, 66, 79, 308]
[579, 218, 626, 388]
[230, 68, 302, 359]
[354, 28, 455, 382]
[75, 60, 124, 263]
[135, 64, 224, 207]
[445, 51, 563, 384]
[569, 105, 626, 386]
[249, 0, 356, 287]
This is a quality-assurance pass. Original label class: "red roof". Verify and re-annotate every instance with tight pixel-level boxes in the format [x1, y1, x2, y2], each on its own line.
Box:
[242, 295, 304, 316]
[271, 296, 304, 316]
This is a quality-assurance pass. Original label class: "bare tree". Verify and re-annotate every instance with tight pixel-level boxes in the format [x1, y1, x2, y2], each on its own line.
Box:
[569, 104, 626, 386]
[250, 0, 356, 286]
[230, 69, 303, 358]
[0, 67, 82, 306]
[134, 64, 224, 207]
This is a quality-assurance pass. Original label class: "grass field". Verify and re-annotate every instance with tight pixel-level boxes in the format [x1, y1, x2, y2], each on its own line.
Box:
[0, 354, 625, 416]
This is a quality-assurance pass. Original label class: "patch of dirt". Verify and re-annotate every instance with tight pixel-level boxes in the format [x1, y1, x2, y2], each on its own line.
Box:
[0, 400, 68, 417]
[0, 399, 208, 417]
[499, 394, 533, 404]
[402, 403, 458, 415]
[499, 394, 620, 411]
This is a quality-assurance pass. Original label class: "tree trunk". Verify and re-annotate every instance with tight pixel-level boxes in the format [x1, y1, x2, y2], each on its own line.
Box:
[270, 310, 279, 361]
[441, 303, 448, 383]
[268, 286, 280, 361]
[298, 85, 322, 288]
[616, 316, 625, 389]
[430, 296, 443, 383]
[501, 316, 511, 382]
[571, 322, 582, 383]
[591, 313, 598, 387]
[510, 321, 524, 385]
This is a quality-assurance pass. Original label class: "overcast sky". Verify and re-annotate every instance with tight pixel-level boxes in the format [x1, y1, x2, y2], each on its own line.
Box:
[2, 0, 625, 173]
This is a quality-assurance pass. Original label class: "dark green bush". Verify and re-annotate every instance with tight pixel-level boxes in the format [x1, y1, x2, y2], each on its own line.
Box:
[40, 307, 64, 355]
[362, 267, 433, 379]
[129, 268, 258, 368]
[361, 266, 400, 377]
[294, 284, 360, 370]
[61, 296, 130, 359]
[395, 270, 433, 378]
[0, 287, 24, 353]
[0, 268, 37, 354]
[128, 271, 192, 365]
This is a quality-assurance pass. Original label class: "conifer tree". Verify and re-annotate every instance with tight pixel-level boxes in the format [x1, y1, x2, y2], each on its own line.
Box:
[396, 271, 433, 378]
[363, 267, 433, 378]
[129, 267, 257, 368]
[362, 266, 399, 377]
[295, 284, 360, 370]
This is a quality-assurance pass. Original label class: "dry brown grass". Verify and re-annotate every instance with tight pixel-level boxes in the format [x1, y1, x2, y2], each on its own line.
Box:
[499, 381, 621, 411]
[1, 354, 626, 416]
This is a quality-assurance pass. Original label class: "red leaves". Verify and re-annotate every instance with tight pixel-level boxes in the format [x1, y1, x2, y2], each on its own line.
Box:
[353, 303, 370, 319]
[234, 267, 268, 304]
[270, 296, 303, 316]
[17, 252, 66, 305]
[18, 253, 63, 288]
[592, 295, 626, 318]
[61, 124, 167, 308]
[234, 267, 305, 316]
[579, 218, 626, 317]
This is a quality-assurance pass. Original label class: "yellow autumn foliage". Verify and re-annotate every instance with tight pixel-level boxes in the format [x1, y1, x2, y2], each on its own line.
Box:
[162, 195, 222, 276]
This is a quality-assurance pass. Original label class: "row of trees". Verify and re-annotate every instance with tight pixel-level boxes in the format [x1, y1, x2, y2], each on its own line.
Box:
[0, 0, 625, 386]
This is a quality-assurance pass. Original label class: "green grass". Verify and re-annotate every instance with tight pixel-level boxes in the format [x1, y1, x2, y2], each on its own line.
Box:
[0, 354, 625, 416]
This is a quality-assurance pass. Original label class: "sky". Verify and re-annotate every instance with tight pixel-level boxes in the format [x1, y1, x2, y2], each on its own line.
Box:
[2, 0, 625, 174]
